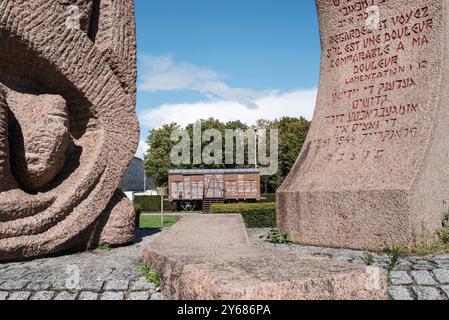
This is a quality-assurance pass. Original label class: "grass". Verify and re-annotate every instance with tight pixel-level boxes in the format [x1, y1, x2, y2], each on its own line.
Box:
[406, 238, 449, 256]
[139, 215, 178, 229]
[137, 260, 159, 287]
[403, 216, 449, 256]
[387, 244, 403, 280]
[362, 251, 374, 266]
[386, 214, 449, 257]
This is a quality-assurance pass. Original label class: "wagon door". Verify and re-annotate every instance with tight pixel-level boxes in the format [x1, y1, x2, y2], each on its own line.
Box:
[204, 174, 224, 199]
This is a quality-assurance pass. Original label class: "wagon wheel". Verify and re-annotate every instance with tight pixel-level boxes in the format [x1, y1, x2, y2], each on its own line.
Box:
[180, 202, 196, 212]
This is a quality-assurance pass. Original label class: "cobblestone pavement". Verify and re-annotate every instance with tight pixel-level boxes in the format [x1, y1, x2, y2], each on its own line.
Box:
[0, 230, 165, 301]
[2, 226, 448, 300]
[248, 229, 449, 300]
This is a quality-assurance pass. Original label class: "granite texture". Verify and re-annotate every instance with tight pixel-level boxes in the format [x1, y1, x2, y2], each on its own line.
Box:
[278, 0, 449, 251]
[143, 215, 388, 300]
[0, 0, 139, 261]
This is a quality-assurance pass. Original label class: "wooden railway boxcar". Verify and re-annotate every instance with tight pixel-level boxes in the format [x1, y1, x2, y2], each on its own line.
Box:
[168, 169, 261, 212]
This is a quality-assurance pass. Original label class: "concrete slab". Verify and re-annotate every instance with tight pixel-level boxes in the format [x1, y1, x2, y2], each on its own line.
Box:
[142, 215, 388, 300]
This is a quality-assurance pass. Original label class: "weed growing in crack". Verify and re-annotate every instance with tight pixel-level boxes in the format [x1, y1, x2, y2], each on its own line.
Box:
[261, 229, 291, 244]
[137, 260, 160, 287]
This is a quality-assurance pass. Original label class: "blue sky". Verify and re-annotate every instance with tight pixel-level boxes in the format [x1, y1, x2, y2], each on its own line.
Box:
[135, 0, 321, 157]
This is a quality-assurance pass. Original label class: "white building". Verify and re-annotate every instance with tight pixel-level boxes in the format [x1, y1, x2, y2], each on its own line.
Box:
[119, 157, 155, 192]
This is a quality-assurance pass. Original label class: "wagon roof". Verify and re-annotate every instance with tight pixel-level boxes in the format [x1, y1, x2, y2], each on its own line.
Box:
[168, 168, 261, 175]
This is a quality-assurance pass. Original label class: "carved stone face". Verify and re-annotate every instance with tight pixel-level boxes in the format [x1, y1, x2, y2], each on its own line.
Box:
[6, 88, 71, 191]
[0, 0, 138, 262]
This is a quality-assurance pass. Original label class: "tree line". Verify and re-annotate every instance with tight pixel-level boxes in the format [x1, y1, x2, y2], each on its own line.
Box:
[144, 117, 310, 193]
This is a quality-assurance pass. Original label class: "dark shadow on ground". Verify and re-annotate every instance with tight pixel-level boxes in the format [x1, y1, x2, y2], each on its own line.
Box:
[134, 228, 161, 245]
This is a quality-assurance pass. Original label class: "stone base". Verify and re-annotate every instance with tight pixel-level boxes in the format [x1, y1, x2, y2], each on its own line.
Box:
[276, 190, 416, 252]
[142, 215, 388, 300]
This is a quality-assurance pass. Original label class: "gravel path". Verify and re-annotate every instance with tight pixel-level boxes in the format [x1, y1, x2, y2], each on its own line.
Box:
[248, 229, 449, 300]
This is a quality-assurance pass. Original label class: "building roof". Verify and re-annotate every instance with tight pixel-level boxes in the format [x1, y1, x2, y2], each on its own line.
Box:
[169, 168, 261, 175]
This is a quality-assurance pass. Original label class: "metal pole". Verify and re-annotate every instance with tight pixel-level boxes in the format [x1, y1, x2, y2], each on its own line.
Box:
[143, 162, 146, 192]
[254, 128, 258, 169]
[160, 194, 163, 228]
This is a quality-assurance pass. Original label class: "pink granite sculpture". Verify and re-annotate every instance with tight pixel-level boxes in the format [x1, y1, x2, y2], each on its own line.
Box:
[278, 0, 449, 251]
[0, 0, 139, 261]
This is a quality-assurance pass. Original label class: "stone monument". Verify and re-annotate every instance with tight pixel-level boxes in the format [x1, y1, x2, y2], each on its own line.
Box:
[0, 0, 139, 261]
[278, 0, 449, 251]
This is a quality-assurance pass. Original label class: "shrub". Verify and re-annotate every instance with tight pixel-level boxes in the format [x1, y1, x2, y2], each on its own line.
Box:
[134, 203, 143, 214]
[261, 229, 290, 244]
[135, 196, 174, 212]
[211, 202, 276, 228]
[261, 194, 276, 203]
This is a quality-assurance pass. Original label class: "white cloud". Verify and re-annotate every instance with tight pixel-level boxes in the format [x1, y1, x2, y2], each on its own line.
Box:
[138, 53, 275, 109]
[135, 139, 148, 159]
[139, 88, 317, 130]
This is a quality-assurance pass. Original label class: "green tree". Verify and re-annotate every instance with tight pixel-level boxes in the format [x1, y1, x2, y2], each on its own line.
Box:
[258, 117, 311, 193]
[144, 123, 181, 187]
[277, 117, 310, 179]
[143, 117, 310, 190]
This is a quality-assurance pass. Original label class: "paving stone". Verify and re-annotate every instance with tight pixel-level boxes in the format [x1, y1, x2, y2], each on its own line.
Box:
[434, 253, 449, 260]
[441, 286, 449, 298]
[78, 291, 99, 301]
[0, 280, 29, 290]
[54, 291, 78, 300]
[8, 291, 32, 300]
[390, 271, 413, 285]
[372, 262, 389, 269]
[26, 281, 52, 291]
[80, 280, 104, 291]
[411, 270, 437, 285]
[127, 292, 150, 300]
[394, 261, 412, 271]
[435, 261, 449, 269]
[413, 287, 446, 300]
[51, 279, 73, 291]
[333, 255, 352, 262]
[411, 262, 435, 271]
[0, 291, 9, 300]
[333, 249, 359, 261]
[104, 279, 129, 291]
[31, 291, 55, 300]
[151, 292, 165, 301]
[433, 269, 449, 284]
[101, 292, 125, 300]
[388, 286, 414, 300]
[130, 278, 155, 291]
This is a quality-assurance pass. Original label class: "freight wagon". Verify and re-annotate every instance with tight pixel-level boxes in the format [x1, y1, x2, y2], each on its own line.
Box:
[168, 169, 261, 212]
